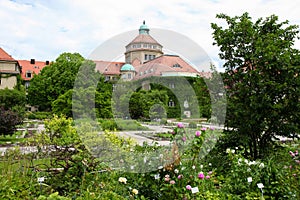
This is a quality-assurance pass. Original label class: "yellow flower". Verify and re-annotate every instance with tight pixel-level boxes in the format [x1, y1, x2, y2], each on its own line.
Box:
[132, 189, 138, 195]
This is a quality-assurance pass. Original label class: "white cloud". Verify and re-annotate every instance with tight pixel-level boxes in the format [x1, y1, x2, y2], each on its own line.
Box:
[0, 0, 300, 71]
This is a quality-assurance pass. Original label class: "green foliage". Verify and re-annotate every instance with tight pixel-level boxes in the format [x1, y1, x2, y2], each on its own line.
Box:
[27, 53, 85, 111]
[99, 119, 149, 131]
[0, 106, 23, 136]
[0, 88, 26, 109]
[25, 111, 52, 120]
[211, 13, 300, 159]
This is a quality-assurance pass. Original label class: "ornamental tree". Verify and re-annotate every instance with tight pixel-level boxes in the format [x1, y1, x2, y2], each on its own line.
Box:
[211, 13, 300, 159]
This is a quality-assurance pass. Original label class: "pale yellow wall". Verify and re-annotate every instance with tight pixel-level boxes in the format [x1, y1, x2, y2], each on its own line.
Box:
[121, 71, 135, 81]
[0, 62, 17, 71]
[0, 76, 17, 89]
[126, 50, 162, 64]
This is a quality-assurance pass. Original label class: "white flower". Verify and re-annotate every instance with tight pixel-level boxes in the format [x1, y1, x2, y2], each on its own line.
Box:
[257, 183, 264, 189]
[158, 166, 163, 170]
[154, 174, 160, 180]
[249, 161, 256, 165]
[174, 169, 179, 174]
[192, 165, 196, 169]
[226, 148, 231, 153]
[208, 163, 212, 166]
[247, 177, 253, 183]
[200, 165, 203, 169]
[132, 189, 138, 195]
[231, 149, 235, 154]
[247, 168, 251, 172]
[244, 159, 249, 165]
[259, 163, 265, 168]
[118, 177, 127, 184]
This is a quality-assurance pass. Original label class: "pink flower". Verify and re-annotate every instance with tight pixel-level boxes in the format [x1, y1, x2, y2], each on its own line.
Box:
[208, 171, 213, 175]
[177, 122, 184, 128]
[182, 137, 187, 142]
[289, 151, 295, 157]
[201, 127, 207, 131]
[210, 127, 215, 130]
[177, 175, 183, 179]
[165, 174, 170, 181]
[170, 180, 175, 184]
[198, 172, 205, 179]
[206, 175, 210, 179]
[295, 150, 298, 155]
[295, 160, 300, 164]
[186, 185, 192, 190]
[195, 131, 201, 137]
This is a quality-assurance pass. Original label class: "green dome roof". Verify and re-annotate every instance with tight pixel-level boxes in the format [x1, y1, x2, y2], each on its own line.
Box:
[139, 20, 149, 34]
[139, 24, 149, 30]
[121, 63, 135, 71]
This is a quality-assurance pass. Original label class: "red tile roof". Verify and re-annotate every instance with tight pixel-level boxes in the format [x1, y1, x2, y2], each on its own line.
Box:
[0, 48, 15, 61]
[18, 60, 49, 81]
[127, 34, 162, 46]
[134, 55, 202, 79]
[94, 60, 125, 75]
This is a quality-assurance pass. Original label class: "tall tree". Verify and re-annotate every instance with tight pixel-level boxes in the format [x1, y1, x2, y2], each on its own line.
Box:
[211, 13, 300, 159]
[27, 53, 85, 111]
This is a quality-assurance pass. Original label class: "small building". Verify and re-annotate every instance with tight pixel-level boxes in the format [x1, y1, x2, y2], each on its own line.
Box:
[18, 59, 50, 88]
[0, 48, 21, 89]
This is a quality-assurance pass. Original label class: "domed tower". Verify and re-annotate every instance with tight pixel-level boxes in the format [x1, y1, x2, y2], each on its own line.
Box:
[125, 21, 163, 66]
[120, 63, 135, 81]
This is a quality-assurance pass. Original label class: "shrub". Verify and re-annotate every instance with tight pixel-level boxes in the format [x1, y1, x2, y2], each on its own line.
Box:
[0, 107, 23, 136]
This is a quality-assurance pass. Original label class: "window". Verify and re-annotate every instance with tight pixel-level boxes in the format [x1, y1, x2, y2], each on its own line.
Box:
[128, 73, 132, 79]
[26, 72, 32, 78]
[143, 44, 147, 48]
[153, 55, 156, 59]
[144, 54, 148, 60]
[173, 63, 181, 68]
[169, 83, 175, 88]
[25, 81, 30, 88]
[168, 100, 175, 107]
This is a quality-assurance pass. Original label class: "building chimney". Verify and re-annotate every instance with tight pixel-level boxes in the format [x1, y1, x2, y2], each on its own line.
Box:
[30, 59, 35, 64]
[46, 60, 49, 65]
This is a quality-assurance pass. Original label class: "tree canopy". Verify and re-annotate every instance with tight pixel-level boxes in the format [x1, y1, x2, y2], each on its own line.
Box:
[27, 52, 85, 111]
[211, 13, 300, 159]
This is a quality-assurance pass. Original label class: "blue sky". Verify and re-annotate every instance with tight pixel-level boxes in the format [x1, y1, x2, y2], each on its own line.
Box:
[1, 0, 300, 70]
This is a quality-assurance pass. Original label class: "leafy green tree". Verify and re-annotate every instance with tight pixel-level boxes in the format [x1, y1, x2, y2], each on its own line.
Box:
[53, 60, 114, 119]
[211, 13, 300, 159]
[27, 53, 85, 111]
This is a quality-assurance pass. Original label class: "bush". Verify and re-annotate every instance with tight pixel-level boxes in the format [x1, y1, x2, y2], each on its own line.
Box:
[26, 112, 52, 120]
[99, 119, 149, 131]
[0, 107, 23, 136]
